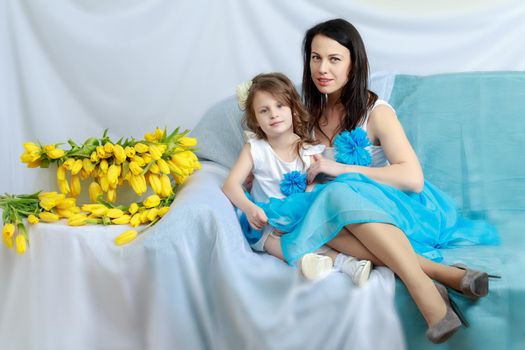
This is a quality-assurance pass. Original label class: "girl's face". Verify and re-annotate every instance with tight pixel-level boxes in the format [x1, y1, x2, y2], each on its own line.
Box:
[252, 90, 293, 139]
[310, 34, 351, 97]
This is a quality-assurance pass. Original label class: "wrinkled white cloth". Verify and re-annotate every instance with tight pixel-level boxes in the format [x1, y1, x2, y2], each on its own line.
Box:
[0, 162, 406, 349]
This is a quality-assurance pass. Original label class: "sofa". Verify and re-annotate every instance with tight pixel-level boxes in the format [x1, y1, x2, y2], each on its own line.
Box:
[186, 71, 525, 349]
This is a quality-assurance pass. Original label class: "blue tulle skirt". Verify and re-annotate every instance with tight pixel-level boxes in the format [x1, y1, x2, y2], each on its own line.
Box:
[249, 173, 499, 264]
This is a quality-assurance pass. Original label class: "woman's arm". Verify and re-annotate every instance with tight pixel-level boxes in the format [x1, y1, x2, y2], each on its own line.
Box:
[307, 105, 424, 193]
[222, 144, 268, 230]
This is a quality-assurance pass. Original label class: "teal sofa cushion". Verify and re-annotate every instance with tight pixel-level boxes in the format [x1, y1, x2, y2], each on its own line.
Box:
[389, 72, 525, 350]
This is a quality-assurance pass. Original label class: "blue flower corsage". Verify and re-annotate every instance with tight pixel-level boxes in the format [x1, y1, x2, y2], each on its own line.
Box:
[280, 171, 307, 196]
[333, 127, 372, 166]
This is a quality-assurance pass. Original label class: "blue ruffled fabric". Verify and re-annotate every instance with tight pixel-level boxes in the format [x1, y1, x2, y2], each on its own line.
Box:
[280, 171, 307, 196]
[258, 173, 500, 264]
[333, 128, 372, 166]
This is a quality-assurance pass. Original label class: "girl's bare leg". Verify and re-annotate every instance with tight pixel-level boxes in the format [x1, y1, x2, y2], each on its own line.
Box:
[328, 228, 465, 291]
[345, 222, 446, 326]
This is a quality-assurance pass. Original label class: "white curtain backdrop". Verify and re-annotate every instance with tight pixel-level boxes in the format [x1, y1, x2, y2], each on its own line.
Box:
[1, 0, 525, 194]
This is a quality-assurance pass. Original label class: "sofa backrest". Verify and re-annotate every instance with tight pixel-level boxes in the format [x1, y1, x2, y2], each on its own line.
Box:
[390, 72, 525, 220]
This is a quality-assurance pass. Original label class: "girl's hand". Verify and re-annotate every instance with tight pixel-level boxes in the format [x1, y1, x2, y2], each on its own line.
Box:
[307, 154, 352, 184]
[247, 206, 268, 231]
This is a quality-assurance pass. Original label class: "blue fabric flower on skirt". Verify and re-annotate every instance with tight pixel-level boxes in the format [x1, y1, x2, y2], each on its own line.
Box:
[333, 128, 372, 166]
[280, 171, 307, 196]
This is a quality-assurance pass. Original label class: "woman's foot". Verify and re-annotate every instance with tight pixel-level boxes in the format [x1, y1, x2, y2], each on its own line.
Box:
[451, 263, 490, 300]
[426, 283, 462, 344]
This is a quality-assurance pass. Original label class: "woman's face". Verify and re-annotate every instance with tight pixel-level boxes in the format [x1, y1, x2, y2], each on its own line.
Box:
[309, 34, 351, 97]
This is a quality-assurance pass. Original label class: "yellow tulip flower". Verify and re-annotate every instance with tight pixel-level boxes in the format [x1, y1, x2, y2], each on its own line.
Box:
[130, 213, 142, 227]
[56, 208, 75, 218]
[158, 206, 170, 217]
[128, 202, 139, 215]
[106, 208, 124, 219]
[39, 212, 60, 222]
[81, 203, 106, 212]
[99, 174, 109, 192]
[58, 178, 71, 194]
[27, 159, 42, 168]
[90, 151, 100, 163]
[57, 165, 67, 181]
[107, 164, 121, 186]
[179, 136, 198, 148]
[20, 151, 40, 163]
[56, 197, 77, 210]
[70, 174, 81, 197]
[96, 145, 107, 159]
[147, 173, 163, 195]
[68, 214, 88, 226]
[23, 142, 40, 153]
[107, 188, 117, 203]
[129, 161, 143, 176]
[2, 230, 14, 249]
[148, 162, 160, 174]
[15, 234, 27, 254]
[103, 142, 114, 155]
[160, 174, 173, 196]
[131, 155, 145, 167]
[71, 159, 83, 175]
[143, 194, 161, 208]
[144, 132, 156, 142]
[28, 214, 39, 224]
[148, 144, 166, 160]
[147, 208, 159, 222]
[154, 128, 164, 140]
[47, 148, 65, 159]
[40, 194, 65, 211]
[125, 146, 136, 158]
[134, 143, 149, 153]
[63, 158, 75, 170]
[3, 223, 15, 236]
[157, 159, 170, 174]
[113, 144, 126, 163]
[89, 182, 103, 202]
[112, 214, 131, 225]
[115, 229, 138, 246]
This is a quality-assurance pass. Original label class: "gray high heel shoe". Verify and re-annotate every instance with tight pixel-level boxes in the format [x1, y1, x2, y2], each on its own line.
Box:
[451, 263, 498, 300]
[426, 283, 462, 344]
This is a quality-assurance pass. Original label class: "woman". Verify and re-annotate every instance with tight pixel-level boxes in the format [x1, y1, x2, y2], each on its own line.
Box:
[261, 18, 499, 344]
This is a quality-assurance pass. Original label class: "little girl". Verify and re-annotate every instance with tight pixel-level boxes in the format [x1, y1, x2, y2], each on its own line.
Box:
[222, 72, 372, 285]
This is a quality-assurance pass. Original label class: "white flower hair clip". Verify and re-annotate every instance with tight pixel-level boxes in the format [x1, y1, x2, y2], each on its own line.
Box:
[236, 80, 252, 110]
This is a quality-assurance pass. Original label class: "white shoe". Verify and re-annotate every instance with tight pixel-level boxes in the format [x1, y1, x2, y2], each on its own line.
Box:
[340, 258, 372, 287]
[300, 253, 333, 280]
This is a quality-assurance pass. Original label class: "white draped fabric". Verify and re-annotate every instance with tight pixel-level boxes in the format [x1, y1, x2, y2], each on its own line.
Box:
[1, 0, 525, 193]
[1, 1, 525, 349]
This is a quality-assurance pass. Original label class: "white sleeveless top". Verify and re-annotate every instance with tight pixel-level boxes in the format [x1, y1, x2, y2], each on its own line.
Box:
[247, 135, 325, 202]
[322, 99, 395, 167]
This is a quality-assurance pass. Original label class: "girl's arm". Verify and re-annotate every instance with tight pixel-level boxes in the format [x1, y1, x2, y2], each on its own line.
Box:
[222, 144, 268, 230]
[307, 105, 424, 193]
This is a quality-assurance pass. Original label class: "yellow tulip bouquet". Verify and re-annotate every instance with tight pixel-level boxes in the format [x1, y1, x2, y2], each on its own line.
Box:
[1, 128, 201, 254]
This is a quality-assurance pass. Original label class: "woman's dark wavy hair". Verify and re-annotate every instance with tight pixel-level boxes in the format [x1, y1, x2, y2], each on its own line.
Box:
[302, 18, 378, 141]
[243, 72, 317, 161]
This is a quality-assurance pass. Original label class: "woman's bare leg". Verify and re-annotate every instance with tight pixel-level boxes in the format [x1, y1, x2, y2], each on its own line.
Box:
[346, 222, 446, 326]
[328, 227, 465, 291]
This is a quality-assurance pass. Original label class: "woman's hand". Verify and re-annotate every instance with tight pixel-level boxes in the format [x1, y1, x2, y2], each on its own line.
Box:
[247, 205, 268, 231]
[307, 154, 351, 184]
